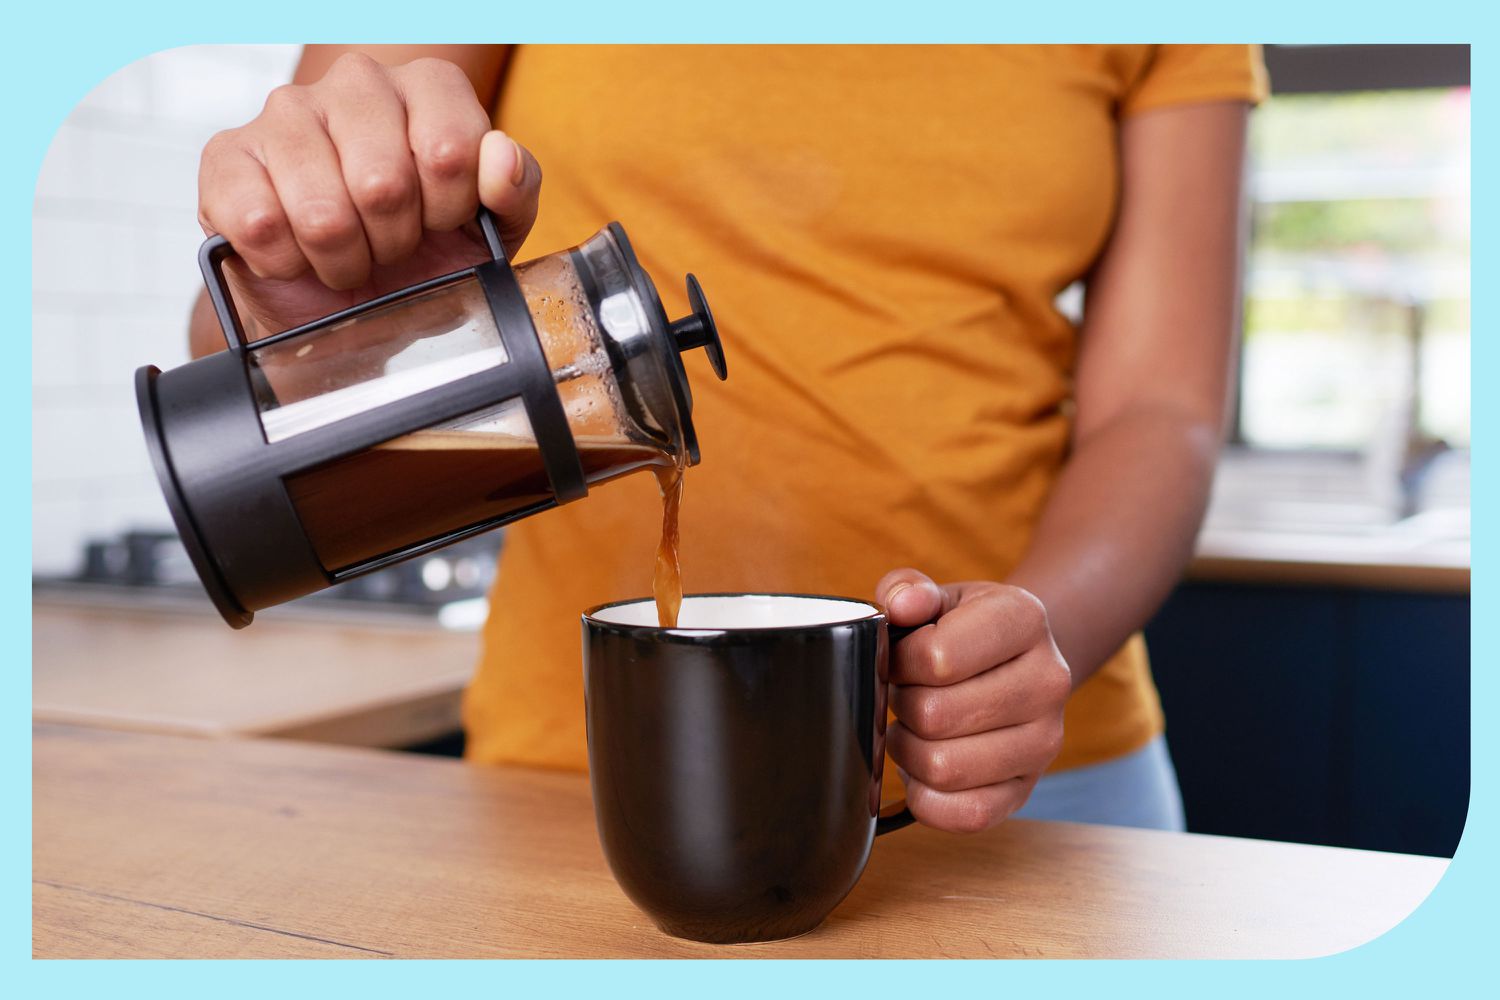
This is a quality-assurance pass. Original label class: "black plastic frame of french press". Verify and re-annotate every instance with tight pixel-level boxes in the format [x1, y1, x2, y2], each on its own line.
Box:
[139, 211, 586, 626]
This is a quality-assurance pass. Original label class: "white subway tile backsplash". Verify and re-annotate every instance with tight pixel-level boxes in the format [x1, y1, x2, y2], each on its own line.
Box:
[81, 315, 193, 388]
[32, 45, 301, 573]
[34, 217, 143, 298]
[31, 315, 79, 389]
[78, 128, 202, 206]
[111, 138, 200, 207]
[130, 227, 208, 300]
[33, 396, 151, 484]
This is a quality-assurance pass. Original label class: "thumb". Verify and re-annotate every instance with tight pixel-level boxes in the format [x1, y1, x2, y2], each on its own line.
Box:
[874, 568, 945, 627]
[477, 130, 542, 258]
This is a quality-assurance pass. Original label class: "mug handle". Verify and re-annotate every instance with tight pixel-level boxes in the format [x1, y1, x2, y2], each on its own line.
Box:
[875, 621, 928, 835]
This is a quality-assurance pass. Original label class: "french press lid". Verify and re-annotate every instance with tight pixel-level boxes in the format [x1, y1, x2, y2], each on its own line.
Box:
[136, 210, 726, 627]
[603, 220, 732, 464]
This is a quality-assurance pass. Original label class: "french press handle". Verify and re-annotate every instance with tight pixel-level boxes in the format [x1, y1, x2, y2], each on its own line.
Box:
[197, 208, 510, 352]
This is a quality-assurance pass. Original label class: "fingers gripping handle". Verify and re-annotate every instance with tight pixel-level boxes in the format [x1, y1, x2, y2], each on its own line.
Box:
[875, 621, 925, 836]
[196, 208, 510, 352]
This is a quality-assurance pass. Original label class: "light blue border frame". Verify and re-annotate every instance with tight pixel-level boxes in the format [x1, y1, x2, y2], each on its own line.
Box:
[10, 0, 1481, 992]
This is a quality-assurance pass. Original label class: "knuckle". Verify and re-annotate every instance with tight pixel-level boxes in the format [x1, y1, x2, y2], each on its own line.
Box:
[1012, 587, 1050, 635]
[1046, 663, 1073, 702]
[1040, 720, 1066, 761]
[294, 204, 361, 252]
[262, 84, 310, 115]
[951, 798, 994, 834]
[349, 167, 417, 216]
[233, 205, 289, 250]
[924, 745, 961, 790]
[201, 128, 241, 161]
[330, 51, 380, 77]
[416, 133, 478, 181]
[909, 691, 949, 740]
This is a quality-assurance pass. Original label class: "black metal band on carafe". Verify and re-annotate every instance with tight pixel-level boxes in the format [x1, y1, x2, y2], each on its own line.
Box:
[137, 210, 587, 627]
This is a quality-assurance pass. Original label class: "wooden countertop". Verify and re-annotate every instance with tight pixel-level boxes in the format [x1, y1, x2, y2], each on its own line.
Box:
[31, 595, 477, 747]
[1188, 541, 1469, 594]
[33, 723, 1447, 959]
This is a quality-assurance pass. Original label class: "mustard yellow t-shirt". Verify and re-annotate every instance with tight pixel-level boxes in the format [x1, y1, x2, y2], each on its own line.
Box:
[464, 45, 1268, 776]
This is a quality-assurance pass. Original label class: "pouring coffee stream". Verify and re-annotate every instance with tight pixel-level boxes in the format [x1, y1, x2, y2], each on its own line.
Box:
[652, 464, 686, 628]
[647, 273, 721, 627]
[136, 210, 726, 627]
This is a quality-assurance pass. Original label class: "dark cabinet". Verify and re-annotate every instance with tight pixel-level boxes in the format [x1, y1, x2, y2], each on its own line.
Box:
[1144, 581, 1468, 857]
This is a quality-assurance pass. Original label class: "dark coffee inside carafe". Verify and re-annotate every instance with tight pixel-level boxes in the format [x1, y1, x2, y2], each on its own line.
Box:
[288, 431, 669, 571]
[292, 428, 689, 622]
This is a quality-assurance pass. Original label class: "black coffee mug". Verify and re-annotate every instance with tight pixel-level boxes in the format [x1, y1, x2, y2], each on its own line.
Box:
[582, 593, 917, 944]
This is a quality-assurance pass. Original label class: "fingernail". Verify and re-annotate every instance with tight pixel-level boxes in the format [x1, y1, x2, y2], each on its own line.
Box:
[886, 583, 910, 608]
[508, 137, 526, 187]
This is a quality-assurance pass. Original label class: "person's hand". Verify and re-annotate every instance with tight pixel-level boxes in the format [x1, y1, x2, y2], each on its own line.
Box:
[197, 52, 542, 333]
[876, 569, 1071, 833]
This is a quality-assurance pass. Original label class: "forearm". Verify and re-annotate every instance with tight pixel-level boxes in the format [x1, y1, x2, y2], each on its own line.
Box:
[1005, 407, 1220, 685]
[1009, 102, 1248, 683]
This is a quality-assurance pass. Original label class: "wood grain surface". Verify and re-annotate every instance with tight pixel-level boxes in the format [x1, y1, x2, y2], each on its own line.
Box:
[32, 723, 1447, 959]
[1187, 553, 1468, 594]
[32, 598, 476, 746]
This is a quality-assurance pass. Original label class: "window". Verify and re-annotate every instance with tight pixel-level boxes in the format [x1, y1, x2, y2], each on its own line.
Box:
[1238, 49, 1469, 453]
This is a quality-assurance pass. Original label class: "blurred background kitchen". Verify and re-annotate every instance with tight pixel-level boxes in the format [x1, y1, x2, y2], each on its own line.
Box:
[31, 45, 1469, 857]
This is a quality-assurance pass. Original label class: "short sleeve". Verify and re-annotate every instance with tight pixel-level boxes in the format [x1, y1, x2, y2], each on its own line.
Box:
[1120, 44, 1269, 117]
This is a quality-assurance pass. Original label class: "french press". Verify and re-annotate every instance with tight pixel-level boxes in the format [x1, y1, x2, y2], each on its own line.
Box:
[136, 211, 727, 628]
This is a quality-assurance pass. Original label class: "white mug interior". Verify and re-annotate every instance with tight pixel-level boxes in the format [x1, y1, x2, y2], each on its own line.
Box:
[588, 594, 880, 630]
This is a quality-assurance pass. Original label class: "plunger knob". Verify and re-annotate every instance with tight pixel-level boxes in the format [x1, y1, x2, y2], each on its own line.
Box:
[668, 274, 728, 381]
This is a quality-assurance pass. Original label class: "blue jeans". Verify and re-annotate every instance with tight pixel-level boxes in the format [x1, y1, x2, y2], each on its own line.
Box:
[1012, 735, 1186, 832]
